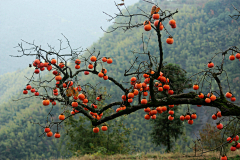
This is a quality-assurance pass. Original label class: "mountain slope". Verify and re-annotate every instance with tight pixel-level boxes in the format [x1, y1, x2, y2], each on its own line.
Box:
[0, 0, 239, 159]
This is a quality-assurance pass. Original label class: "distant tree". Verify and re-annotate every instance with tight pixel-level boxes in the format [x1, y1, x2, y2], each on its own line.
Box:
[150, 64, 189, 152]
[150, 105, 183, 152]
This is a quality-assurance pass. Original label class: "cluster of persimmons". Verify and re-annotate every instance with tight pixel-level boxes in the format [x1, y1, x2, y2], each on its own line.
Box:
[23, 55, 114, 136]
[143, 5, 175, 44]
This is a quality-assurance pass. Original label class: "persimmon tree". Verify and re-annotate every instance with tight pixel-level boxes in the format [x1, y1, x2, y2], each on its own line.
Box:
[12, 0, 240, 158]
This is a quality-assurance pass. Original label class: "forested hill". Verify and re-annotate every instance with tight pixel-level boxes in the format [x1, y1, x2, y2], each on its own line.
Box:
[0, 0, 239, 159]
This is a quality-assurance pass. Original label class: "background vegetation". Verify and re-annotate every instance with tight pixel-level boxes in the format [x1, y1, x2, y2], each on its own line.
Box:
[0, 0, 239, 159]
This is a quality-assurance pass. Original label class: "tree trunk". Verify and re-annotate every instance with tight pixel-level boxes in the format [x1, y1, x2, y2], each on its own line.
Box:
[166, 120, 171, 152]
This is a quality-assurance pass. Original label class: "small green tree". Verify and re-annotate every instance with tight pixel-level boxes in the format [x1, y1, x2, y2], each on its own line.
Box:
[150, 64, 191, 152]
[150, 107, 183, 152]
[60, 87, 133, 156]
[61, 112, 133, 156]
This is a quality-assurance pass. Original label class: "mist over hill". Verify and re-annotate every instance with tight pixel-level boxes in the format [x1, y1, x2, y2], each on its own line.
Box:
[0, 0, 139, 75]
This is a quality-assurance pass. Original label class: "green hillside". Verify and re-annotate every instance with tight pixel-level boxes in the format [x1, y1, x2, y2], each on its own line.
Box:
[0, 0, 239, 159]
[80, 0, 240, 151]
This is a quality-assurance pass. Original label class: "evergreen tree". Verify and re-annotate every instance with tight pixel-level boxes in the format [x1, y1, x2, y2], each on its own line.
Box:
[150, 64, 190, 152]
[150, 106, 183, 152]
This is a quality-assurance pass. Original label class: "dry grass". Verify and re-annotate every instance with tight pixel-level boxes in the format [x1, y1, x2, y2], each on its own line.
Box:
[53, 149, 240, 160]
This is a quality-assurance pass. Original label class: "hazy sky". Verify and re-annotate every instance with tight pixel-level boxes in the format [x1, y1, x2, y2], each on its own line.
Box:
[0, 0, 139, 74]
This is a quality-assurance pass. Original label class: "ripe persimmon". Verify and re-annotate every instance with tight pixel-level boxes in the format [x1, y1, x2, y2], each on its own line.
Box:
[212, 114, 217, 120]
[26, 84, 32, 90]
[102, 57, 107, 62]
[55, 75, 62, 81]
[226, 92, 232, 98]
[78, 94, 85, 100]
[152, 13, 160, 19]
[98, 72, 104, 78]
[198, 93, 204, 99]
[72, 101, 78, 107]
[34, 91, 39, 96]
[151, 115, 156, 119]
[51, 58, 56, 64]
[231, 96, 236, 102]
[34, 68, 40, 74]
[128, 92, 134, 98]
[161, 106, 167, 112]
[227, 137, 233, 143]
[208, 62, 214, 68]
[47, 65, 52, 71]
[168, 90, 174, 95]
[185, 115, 190, 120]
[168, 110, 174, 115]
[107, 58, 113, 64]
[54, 132, 61, 138]
[145, 114, 150, 120]
[75, 65, 80, 69]
[75, 59, 81, 65]
[143, 20, 150, 26]
[141, 98, 147, 104]
[59, 62, 64, 68]
[217, 111, 222, 118]
[135, 83, 142, 89]
[221, 156, 227, 160]
[101, 125, 108, 131]
[188, 119, 194, 125]
[34, 59, 40, 64]
[205, 98, 211, 103]
[31, 88, 36, 93]
[191, 113, 197, 119]
[103, 75, 108, 80]
[46, 131, 53, 137]
[144, 107, 151, 112]
[210, 95, 216, 101]
[171, 24, 176, 28]
[166, 37, 174, 44]
[143, 92, 148, 96]
[42, 99, 50, 106]
[128, 98, 133, 103]
[180, 115, 185, 121]
[90, 56, 97, 62]
[193, 84, 199, 90]
[168, 115, 174, 121]
[93, 127, 99, 133]
[133, 89, 139, 96]
[59, 114, 65, 120]
[71, 110, 75, 115]
[44, 127, 51, 133]
[236, 53, 240, 59]
[88, 63, 93, 69]
[163, 84, 170, 90]
[84, 71, 89, 75]
[169, 19, 176, 26]
[144, 25, 151, 31]
[229, 54, 235, 61]
[83, 99, 88, 103]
